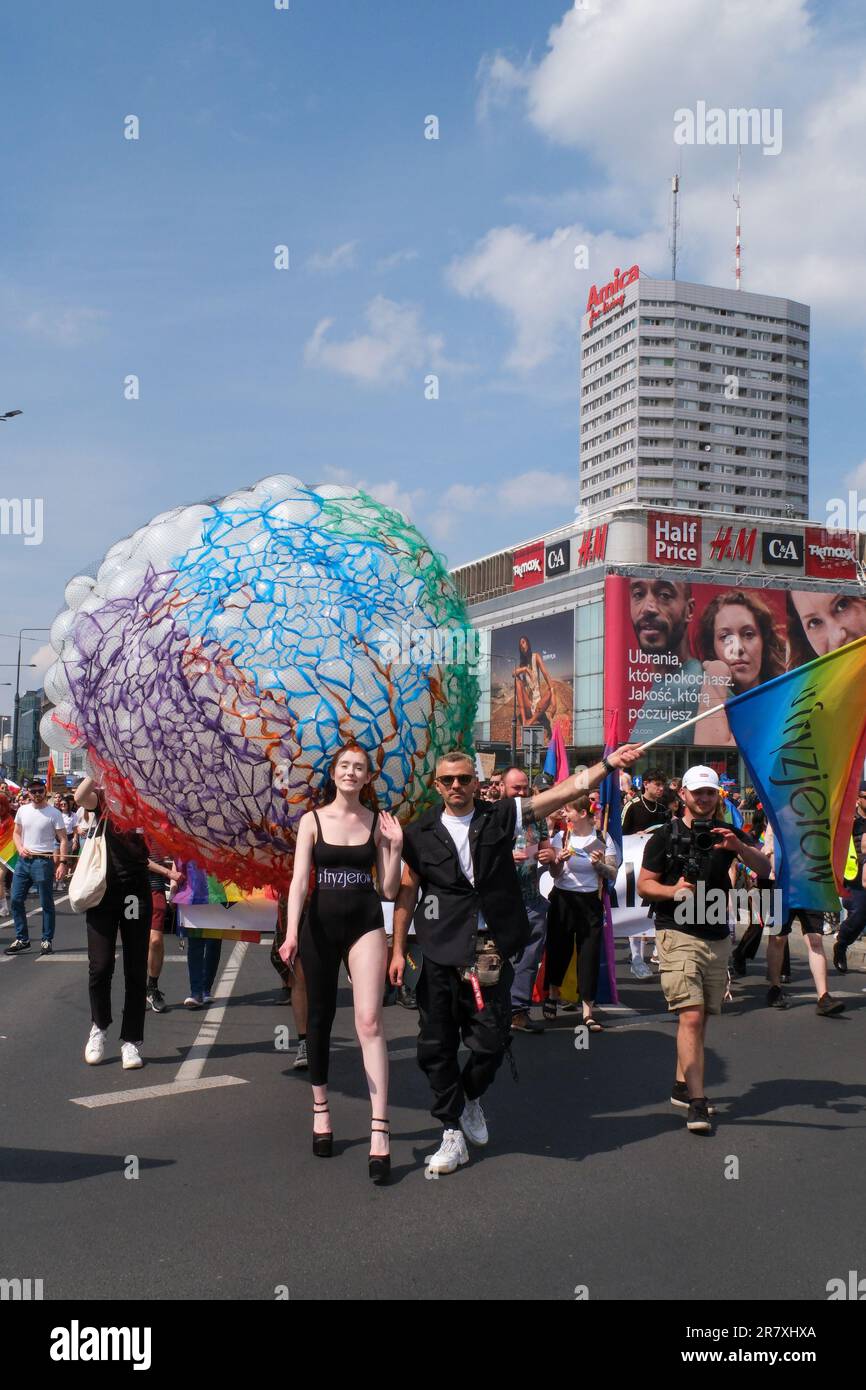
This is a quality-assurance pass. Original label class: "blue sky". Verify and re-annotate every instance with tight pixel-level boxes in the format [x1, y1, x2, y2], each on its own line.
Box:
[2, 0, 866, 709]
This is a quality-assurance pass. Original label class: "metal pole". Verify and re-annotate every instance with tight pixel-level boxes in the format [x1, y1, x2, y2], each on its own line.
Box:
[11, 634, 22, 781]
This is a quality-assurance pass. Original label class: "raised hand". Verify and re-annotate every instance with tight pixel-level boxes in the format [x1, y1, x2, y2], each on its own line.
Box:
[378, 811, 403, 851]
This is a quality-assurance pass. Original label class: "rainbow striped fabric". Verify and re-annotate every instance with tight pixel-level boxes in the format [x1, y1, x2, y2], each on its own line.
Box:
[726, 635, 866, 914]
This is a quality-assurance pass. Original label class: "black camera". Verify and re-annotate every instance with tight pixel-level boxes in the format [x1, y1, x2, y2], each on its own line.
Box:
[680, 820, 719, 883]
[690, 820, 717, 854]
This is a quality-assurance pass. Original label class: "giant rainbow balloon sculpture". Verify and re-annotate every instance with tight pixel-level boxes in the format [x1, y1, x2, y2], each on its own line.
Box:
[36, 476, 478, 892]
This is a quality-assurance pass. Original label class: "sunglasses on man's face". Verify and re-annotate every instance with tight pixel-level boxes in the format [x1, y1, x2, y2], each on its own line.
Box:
[437, 774, 474, 786]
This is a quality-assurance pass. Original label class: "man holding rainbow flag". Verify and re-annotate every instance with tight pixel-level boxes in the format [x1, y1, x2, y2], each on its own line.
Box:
[635, 634, 866, 1135]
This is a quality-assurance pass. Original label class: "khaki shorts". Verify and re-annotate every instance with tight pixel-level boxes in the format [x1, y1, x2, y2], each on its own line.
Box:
[656, 928, 732, 1015]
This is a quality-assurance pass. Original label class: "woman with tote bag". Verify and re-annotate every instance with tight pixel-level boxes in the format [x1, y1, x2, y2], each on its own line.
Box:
[73, 777, 152, 1068]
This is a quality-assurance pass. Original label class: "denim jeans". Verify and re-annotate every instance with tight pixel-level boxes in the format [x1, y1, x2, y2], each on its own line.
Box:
[187, 938, 223, 999]
[11, 857, 56, 942]
[510, 899, 548, 1013]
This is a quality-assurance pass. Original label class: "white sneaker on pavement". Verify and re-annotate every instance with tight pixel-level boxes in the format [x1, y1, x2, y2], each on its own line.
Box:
[426, 1128, 470, 1174]
[293, 1039, 308, 1070]
[84, 1024, 107, 1065]
[459, 1097, 489, 1147]
[121, 1042, 144, 1070]
[630, 958, 652, 979]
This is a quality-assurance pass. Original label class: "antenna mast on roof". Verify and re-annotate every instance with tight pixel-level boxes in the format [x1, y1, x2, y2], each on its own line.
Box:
[734, 144, 742, 290]
[669, 173, 680, 280]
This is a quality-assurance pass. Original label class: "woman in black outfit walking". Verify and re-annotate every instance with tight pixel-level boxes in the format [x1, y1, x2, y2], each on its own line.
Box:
[74, 777, 152, 1069]
[279, 742, 402, 1182]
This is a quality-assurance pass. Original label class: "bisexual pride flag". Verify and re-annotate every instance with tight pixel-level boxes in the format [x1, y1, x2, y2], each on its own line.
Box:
[596, 712, 624, 1005]
[725, 636, 866, 915]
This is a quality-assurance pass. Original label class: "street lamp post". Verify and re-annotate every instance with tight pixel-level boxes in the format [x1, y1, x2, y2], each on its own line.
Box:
[10, 628, 49, 782]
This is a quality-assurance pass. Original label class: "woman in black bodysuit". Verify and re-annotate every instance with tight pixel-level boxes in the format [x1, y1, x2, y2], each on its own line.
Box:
[280, 742, 402, 1182]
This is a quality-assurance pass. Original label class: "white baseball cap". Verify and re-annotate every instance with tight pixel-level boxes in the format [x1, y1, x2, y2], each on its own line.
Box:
[681, 766, 720, 792]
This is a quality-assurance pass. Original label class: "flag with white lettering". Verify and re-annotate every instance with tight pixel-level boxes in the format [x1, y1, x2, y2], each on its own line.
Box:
[724, 636, 866, 913]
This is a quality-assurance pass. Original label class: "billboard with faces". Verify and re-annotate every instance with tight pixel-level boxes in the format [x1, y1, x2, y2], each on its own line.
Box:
[604, 574, 866, 748]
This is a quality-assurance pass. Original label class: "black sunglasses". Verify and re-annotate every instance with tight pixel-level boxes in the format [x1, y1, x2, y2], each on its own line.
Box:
[437, 774, 474, 786]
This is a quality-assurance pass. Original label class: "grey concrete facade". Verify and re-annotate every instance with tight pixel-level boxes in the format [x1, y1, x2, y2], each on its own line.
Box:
[579, 275, 810, 521]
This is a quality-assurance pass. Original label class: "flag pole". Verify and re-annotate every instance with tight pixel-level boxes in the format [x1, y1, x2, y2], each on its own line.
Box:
[629, 702, 726, 752]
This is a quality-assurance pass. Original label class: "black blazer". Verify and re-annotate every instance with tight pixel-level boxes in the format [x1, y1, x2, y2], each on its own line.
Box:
[402, 798, 532, 967]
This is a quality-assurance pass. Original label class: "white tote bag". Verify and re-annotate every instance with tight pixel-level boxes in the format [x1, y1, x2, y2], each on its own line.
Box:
[68, 814, 109, 914]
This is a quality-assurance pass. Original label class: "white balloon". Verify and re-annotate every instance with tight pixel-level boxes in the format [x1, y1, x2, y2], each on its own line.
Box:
[43, 661, 71, 705]
[64, 575, 96, 610]
[49, 609, 76, 654]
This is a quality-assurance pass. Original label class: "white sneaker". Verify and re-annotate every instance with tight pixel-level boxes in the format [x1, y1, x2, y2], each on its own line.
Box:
[426, 1128, 470, 1174]
[84, 1024, 107, 1065]
[459, 1097, 489, 1147]
[121, 1042, 143, 1070]
[293, 1039, 308, 1070]
[630, 957, 652, 980]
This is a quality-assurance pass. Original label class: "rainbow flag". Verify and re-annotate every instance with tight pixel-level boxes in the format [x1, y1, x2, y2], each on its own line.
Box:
[0, 827, 18, 871]
[725, 636, 866, 915]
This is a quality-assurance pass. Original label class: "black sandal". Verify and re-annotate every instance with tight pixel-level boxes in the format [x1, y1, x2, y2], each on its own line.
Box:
[542, 996, 558, 1020]
[369, 1119, 390, 1185]
[583, 1016, 604, 1032]
[313, 1101, 333, 1158]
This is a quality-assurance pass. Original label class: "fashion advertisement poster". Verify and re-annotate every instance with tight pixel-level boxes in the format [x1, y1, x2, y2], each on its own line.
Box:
[604, 573, 866, 747]
[489, 610, 575, 746]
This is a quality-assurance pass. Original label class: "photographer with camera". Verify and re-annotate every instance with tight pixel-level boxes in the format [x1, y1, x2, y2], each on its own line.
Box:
[637, 766, 771, 1135]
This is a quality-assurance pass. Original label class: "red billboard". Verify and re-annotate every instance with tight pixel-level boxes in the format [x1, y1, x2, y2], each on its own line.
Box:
[804, 527, 857, 579]
[646, 512, 702, 567]
[604, 573, 866, 748]
[512, 542, 544, 590]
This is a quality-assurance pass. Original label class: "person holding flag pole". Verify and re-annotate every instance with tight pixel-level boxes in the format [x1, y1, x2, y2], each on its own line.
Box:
[634, 635, 866, 1133]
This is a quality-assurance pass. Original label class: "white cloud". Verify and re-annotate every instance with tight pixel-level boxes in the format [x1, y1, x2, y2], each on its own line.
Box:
[472, 0, 866, 334]
[476, 51, 531, 122]
[447, 223, 664, 371]
[499, 470, 576, 511]
[22, 306, 108, 345]
[376, 248, 420, 271]
[844, 460, 866, 489]
[306, 241, 358, 272]
[304, 296, 447, 385]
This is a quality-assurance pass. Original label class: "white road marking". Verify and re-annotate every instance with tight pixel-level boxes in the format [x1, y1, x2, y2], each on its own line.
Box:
[67, 941, 250, 1106]
[175, 941, 248, 1082]
[0, 893, 70, 929]
[70, 1075, 248, 1108]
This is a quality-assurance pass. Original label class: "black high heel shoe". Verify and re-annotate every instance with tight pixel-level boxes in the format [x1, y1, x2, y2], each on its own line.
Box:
[313, 1101, 333, 1158]
[369, 1119, 390, 1184]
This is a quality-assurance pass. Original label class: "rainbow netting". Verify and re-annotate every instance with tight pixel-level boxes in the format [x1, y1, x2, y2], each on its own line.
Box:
[41, 477, 478, 890]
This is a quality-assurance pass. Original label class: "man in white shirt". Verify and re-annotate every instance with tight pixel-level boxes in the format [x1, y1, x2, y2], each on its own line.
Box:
[5, 778, 69, 957]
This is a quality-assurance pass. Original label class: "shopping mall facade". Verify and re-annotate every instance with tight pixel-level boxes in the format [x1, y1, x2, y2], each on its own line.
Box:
[451, 506, 866, 785]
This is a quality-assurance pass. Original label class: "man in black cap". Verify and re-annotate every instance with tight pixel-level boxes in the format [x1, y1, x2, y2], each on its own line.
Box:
[833, 782, 866, 973]
[5, 778, 69, 956]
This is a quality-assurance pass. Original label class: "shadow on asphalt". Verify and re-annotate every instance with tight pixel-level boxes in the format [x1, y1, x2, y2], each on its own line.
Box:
[0, 1148, 175, 1183]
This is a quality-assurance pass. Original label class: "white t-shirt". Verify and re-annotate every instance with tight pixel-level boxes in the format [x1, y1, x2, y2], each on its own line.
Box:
[14, 803, 66, 854]
[551, 828, 619, 893]
[62, 812, 78, 836]
[440, 801, 523, 933]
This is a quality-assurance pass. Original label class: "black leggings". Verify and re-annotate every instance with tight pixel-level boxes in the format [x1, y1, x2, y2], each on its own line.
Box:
[86, 883, 152, 1042]
[546, 888, 603, 1003]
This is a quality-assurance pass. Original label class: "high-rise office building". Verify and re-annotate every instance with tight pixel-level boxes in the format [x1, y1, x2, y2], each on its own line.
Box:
[579, 270, 809, 520]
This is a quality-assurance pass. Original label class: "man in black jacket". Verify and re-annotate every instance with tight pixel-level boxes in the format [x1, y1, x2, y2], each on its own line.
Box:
[391, 742, 641, 1175]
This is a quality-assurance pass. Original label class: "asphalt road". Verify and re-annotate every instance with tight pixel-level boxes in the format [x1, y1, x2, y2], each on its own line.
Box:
[2, 898, 864, 1302]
